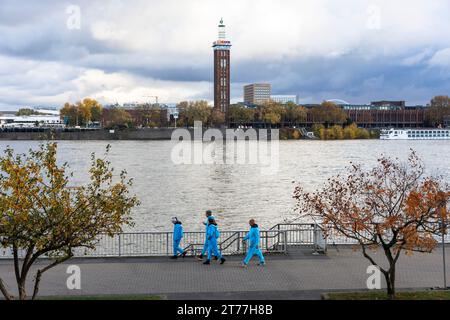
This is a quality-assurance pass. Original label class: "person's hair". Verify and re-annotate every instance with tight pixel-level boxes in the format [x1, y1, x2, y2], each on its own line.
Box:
[206, 210, 212, 216]
[249, 219, 256, 225]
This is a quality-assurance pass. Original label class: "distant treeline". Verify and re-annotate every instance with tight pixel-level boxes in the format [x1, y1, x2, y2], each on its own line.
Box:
[311, 124, 379, 140]
[54, 95, 450, 130]
[279, 124, 379, 140]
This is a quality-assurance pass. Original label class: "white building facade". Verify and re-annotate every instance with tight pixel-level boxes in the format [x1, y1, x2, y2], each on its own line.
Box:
[270, 95, 298, 104]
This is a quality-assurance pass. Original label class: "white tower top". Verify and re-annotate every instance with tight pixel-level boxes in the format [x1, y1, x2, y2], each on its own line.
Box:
[218, 18, 226, 40]
[213, 18, 231, 49]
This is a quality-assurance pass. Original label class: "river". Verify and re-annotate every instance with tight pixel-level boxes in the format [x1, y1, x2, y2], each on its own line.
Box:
[1, 140, 449, 232]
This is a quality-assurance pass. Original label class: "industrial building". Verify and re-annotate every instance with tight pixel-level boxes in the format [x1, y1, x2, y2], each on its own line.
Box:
[243, 83, 271, 105]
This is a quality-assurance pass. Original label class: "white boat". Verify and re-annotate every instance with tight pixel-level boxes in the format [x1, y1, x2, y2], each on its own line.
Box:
[380, 128, 450, 140]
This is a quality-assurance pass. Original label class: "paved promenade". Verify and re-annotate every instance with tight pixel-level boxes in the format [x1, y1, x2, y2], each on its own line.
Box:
[0, 247, 449, 300]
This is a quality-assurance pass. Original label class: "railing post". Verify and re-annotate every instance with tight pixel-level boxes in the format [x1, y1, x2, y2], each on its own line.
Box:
[277, 224, 280, 248]
[166, 233, 170, 257]
[284, 230, 288, 254]
[237, 232, 240, 254]
[118, 234, 122, 257]
[265, 231, 268, 252]
[313, 224, 317, 250]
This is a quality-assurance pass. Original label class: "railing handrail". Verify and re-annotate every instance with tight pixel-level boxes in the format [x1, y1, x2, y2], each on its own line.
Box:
[269, 223, 319, 229]
[0, 224, 330, 259]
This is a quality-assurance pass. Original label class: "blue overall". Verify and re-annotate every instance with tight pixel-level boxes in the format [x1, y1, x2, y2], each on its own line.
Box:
[243, 225, 265, 265]
[201, 218, 211, 255]
[206, 224, 222, 260]
[173, 222, 184, 256]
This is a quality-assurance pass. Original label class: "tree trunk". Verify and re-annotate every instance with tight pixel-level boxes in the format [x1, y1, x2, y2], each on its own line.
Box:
[0, 278, 13, 300]
[18, 279, 27, 300]
[13, 247, 28, 300]
[384, 265, 396, 300]
[32, 270, 43, 300]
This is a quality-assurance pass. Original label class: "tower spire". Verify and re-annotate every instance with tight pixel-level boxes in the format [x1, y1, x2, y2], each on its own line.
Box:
[218, 18, 226, 40]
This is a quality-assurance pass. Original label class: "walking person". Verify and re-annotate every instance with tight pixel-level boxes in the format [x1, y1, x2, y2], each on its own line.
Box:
[171, 217, 186, 259]
[203, 217, 226, 265]
[241, 219, 265, 268]
[198, 210, 214, 260]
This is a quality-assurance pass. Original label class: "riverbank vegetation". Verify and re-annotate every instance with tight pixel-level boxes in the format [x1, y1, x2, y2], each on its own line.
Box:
[279, 124, 379, 140]
[425, 95, 450, 127]
[60, 98, 103, 127]
[311, 123, 379, 140]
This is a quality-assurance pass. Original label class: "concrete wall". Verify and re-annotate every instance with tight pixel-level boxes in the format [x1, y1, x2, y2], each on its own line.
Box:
[0, 128, 278, 141]
[0, 128, 177, 141]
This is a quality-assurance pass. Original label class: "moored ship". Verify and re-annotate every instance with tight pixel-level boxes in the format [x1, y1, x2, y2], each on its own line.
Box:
[380, 128, 450, 140]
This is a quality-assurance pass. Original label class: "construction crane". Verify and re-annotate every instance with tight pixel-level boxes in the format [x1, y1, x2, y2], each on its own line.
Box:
[144, 95, 159, 105]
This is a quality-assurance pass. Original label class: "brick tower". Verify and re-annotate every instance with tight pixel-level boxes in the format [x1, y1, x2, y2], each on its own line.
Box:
[213, 18, 231, 116]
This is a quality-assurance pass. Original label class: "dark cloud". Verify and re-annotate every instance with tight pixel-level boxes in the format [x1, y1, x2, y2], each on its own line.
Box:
[0, 0, 449, 109]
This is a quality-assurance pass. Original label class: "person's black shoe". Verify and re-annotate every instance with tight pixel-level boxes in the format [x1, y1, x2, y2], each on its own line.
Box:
[170, 255, 178, 260]
[220, 258, 226, 265]
[197, 254, 203, 261]
[203, 260, 211, 265]
[182, 251, 187, 258]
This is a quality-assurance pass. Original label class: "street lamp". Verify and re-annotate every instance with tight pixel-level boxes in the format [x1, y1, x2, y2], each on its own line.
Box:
[440, 202, 449, 290]
[173, 112, 179, 128]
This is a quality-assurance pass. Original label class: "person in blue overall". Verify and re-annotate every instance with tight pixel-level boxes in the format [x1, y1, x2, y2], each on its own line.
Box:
[203, 217, 226, 265]
[170, 217, 186, 259]
[197, 210, 214, 261]
[242, 219, 265, 267]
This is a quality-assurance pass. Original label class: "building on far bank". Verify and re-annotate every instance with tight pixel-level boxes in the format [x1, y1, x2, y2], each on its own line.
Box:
[339, 101, 425, 111]
[444, 115, 450, 128]
[343, 108, 425, 128]
[161, 103, 178, 122]
[271, 95, 298, 104]
[243, 83, 271, 106]
[371, 100, 405, 110]
[0, 115, 63, 129]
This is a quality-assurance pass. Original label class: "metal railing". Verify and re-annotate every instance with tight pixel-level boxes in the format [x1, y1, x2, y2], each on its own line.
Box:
[2, 222, 448, 259]
[0, 229, 290, 259]
[270, 223, 326, 252]
[323, 227, 450, 246]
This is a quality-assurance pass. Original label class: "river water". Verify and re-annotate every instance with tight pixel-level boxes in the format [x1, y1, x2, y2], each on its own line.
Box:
[1, 140, 449, 232]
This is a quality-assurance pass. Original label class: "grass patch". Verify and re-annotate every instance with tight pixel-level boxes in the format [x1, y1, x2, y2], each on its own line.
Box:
[40, 294, 166, 301]
[324, 291, 450, 300]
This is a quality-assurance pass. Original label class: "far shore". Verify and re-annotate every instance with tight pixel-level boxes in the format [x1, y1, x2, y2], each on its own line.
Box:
[0, 127, 380, 141]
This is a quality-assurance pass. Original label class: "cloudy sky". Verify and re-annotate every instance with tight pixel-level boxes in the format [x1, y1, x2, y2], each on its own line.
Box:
[0, 0, 449, 110]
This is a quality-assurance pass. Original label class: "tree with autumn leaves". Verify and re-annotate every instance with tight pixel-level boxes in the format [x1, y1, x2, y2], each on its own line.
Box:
[60, 98, 103, 127]
[294, 151, 449, 299]
[0, 142, 139, 300]
[425, 95, 450, 127]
